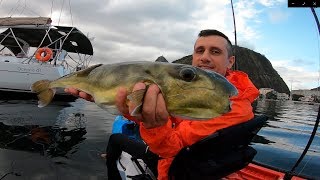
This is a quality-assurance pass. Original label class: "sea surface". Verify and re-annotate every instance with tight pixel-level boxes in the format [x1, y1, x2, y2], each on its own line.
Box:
[0, 98, 319, 180]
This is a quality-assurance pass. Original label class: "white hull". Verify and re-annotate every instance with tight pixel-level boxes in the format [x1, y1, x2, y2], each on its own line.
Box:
[0, 58, 70, 94]
[0, 17, 93, 96]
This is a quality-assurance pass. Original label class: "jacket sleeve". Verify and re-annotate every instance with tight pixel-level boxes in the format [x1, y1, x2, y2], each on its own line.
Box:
[140, 71, 259, 158]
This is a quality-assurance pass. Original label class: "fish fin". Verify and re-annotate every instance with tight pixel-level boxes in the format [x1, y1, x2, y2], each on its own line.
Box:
[76, 64, 103, 77]
[127, 89, 146, 105]
[127, 85, 153, 116]
[31, 79, 50, 93]
[31, 80, 55, 108]
[130, 104, 143, 116]
[127, 89, 147, 116]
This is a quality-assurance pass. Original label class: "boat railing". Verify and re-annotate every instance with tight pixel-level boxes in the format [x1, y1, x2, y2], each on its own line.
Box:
[0, 17, 93, 73]
[1, 30, 91, 73]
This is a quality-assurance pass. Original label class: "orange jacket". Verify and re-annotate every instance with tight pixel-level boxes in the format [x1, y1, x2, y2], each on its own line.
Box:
[139, 70, 260, 180]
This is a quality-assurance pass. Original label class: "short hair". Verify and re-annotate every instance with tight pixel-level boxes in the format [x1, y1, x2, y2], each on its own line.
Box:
[198, 29, 233, 57]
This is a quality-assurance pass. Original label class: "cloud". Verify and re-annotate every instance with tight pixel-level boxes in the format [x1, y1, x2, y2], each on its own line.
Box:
[1, 0, 317, 89]
[291, 58, 316, 67]
[272, 60, 319, 90]
[257, 0, 286, 7]
[268, 8, 290, 23]
[0, 0, 268, 63]
[233, 1, 263, 44]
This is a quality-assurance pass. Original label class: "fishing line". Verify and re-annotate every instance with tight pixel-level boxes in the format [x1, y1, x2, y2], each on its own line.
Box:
[284, 105, 320, 179]
[50, 0, 54, 18]
[58, 0, 65, 26]
[7, 0, 21, 16]
[8, 0, 40, 17]
[284, 8, 320, 180]
[229, 1, 319, 178]
[0, 162, 21, 180]
[297, 155, 313, 177]
[68, 0, 73, 26]
[18, 0, 25, 15]
[0, 172, 21, 180]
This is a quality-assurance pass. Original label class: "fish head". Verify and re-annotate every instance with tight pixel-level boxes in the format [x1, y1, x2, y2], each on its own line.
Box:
[160, 64, 238, 120]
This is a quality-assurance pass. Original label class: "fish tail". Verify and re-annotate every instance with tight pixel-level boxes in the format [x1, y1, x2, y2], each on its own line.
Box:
[31, 80, 55, 108]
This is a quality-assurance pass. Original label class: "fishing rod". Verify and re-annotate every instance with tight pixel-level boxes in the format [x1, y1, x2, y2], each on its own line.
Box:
[284, 7, 320, 180]
[230, 0, 238, 70]
[229, 1, 319, 178]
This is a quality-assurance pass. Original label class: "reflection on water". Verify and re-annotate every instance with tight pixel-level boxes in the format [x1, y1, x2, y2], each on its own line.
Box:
[0, 99, 111, 180]
[0, 99, 88, 157]
[253, 99, 320, 178]
[0, 98, 319, 179]
[0, 122, 87, 157]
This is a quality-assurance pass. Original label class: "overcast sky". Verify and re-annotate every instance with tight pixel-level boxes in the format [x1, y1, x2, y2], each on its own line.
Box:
[0, 0, 319, 90]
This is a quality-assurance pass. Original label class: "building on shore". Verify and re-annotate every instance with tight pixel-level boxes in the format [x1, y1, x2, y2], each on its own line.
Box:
[259, 88, 319, 102]
[277, 93, 289, 100]
[291, 89, 320, 97]
[259, 88, 289, 100]
[259, 88, 274, 95]
[291, 89, 320, 102]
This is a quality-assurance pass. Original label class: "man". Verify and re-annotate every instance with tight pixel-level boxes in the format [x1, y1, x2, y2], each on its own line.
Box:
[66, 29, 259, 180]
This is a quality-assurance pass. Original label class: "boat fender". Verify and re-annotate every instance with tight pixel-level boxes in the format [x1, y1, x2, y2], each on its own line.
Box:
[35, 47, 53, 62]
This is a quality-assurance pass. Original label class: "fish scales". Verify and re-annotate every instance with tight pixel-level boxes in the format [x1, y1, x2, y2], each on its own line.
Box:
[31, 61, 238, 120]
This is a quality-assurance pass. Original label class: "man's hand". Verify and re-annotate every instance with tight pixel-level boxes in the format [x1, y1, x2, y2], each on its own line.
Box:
[64, 88, 94, 102]
[115, 83, 169, 129]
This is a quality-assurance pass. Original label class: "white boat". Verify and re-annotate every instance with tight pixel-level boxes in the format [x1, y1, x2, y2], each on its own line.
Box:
[0, 17, 93, 98]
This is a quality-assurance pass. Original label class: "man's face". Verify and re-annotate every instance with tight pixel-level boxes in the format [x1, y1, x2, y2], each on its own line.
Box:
[192, 35, 235, 76]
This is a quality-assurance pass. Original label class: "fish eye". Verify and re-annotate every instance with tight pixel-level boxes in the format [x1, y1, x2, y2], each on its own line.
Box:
[179, 67, 196, 82]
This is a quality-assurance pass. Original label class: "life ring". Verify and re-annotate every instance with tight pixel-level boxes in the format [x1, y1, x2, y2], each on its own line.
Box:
[35, 47, 53, 62]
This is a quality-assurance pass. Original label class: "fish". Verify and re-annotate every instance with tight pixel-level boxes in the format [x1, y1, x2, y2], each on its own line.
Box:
[31, 61, 238, 120]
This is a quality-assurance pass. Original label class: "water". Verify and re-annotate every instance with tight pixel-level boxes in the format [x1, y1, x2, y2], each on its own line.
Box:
[0, 99, 319, 179]
[253, 100, 320, 178]
[0, 99, 112, 180]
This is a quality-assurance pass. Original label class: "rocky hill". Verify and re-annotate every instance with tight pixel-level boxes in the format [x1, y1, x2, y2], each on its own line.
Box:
[167, 46, 290, 94]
